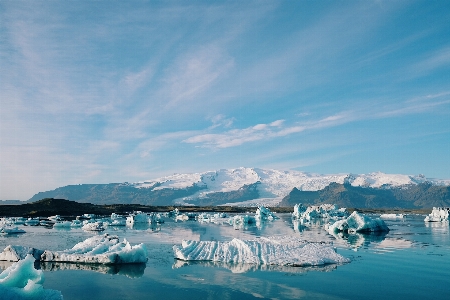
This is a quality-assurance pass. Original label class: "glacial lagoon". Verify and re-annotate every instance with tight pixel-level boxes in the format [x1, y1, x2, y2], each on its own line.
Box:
[1, 213, 449, 300]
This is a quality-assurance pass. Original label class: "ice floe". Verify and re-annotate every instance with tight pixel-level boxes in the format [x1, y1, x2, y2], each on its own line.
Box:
[40, 234, 148, 264]
[173, 236, 349, 267]
[1, 234, 148, 265]
[82, 221, 105, 231]
[227, 214, 256, 227]
[292, 204, 348, 221]
[52, 221, 72, 228]
[255, 206, 279, 220]
[380, 213, 404, 219]
[0, 246, 43, 262]
[126, 211, 150, 224]
[325, 211, 389, 234]
[0, 254, 63, 300]
[0, 226, 26, 235]
[424, 207, 449, 222]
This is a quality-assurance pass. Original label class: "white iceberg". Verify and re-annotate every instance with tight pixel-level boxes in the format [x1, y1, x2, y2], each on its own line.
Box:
[52, 221, 72, 228]
[292, 204, 348, 221]
[24, 218, 40, 226]
[424, 207, 449, 222]
[325, 211, 389, 234]
[40, 234, 148, 264]
[173, 236, 349, 267]
[227, 215, 256, 227]
[126, 211, 150, 224]
[0, 254, 63, 300]
[82, 221, 105, 231]
[0, 246, 44, 262]
[380, 213, 404, 219]
[255, 206, 279, 220]
[197, 212, 228, 224]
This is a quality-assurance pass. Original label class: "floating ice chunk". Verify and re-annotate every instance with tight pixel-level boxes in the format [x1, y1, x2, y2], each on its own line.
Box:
[110, 219, 127, 226]
[82, 221, 105, 231]
[255, 206, 278, 220]
[325, 211, 389, 234]
[70, 220, 83, 227]
[293, 204, 348, 221]
[173, 236, 350, 267]
[175, 213, 196, 221]
[40, 234, 147, 264]
[424, 207, 449, 222]
[0, 254, 63, 300]
[126, 211, 150, 224]
[227, 215, 256, 226]
[53, 221, 72, 228]
[380, 213, 404, 219]
[197, 212, 228, 223]
[0, 226, 26, 234]
[24, 218, 40, 226]
[0, 246, 44, 262]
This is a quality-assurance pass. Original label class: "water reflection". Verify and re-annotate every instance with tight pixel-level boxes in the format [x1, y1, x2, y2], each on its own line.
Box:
[292, 219, 308, 232]
[172, 259, 342, 274]
[329, 231, 388, 250]
[39, 261, 146, 278]
[127, 223, 161, 231]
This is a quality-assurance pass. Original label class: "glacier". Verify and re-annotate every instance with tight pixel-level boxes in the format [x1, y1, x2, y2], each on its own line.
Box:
[173, 236, 350, 267]
[131, 167, 450, 204]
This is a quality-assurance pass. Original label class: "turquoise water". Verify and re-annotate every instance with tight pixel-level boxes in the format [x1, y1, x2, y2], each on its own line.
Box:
[1, 214, 449, 299]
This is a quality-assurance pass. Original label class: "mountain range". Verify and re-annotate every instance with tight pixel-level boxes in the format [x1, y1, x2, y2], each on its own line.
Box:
[25, 168, 450, 208]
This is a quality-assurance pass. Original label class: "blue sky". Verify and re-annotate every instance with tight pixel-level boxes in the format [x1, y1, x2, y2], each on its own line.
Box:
[1, 0, 449, 200]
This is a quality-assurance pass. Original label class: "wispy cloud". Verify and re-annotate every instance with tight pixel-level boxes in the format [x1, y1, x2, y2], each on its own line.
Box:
[409, 46, 450, 77]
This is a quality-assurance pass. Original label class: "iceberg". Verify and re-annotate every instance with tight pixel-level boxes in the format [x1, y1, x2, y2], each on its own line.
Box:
[82, 221, 105, 231]
[24, 218, 40, 226]
[0, 226, 26, 234]
[52, 221, 72, 228]
[227, 214, 256, 227]
[126, 211, 150, 224]
[380, 213, 404, 219]
[325, 211, 389, 234]
[0, 254, 63, 300]
[424, 207, 449, 222]
[173, 236, 350, 267]
[40, 234, 148, 264]
[0, 246, 44, 262]
[292, 204, 348, 221]
[1, 234, 148, 265]
[255, 206, 279, 220]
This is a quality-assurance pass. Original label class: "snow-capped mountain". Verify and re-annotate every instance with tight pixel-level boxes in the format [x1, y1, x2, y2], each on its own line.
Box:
[133, 167, 449, 201]
[28, 167, 450, 207]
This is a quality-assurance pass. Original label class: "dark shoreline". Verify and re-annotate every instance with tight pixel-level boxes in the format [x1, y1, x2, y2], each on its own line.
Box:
[0, 198, 431, 218]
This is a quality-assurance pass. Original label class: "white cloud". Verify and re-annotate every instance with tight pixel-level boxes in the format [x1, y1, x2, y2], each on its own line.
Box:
[183, 119, 307, 148]
[410, 46, 450, 76]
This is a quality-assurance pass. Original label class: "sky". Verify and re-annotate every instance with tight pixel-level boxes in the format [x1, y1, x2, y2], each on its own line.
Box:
[1, 0, 450, 200]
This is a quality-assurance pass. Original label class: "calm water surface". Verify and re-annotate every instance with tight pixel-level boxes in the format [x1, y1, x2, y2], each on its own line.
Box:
[1, 214, 449, 300]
